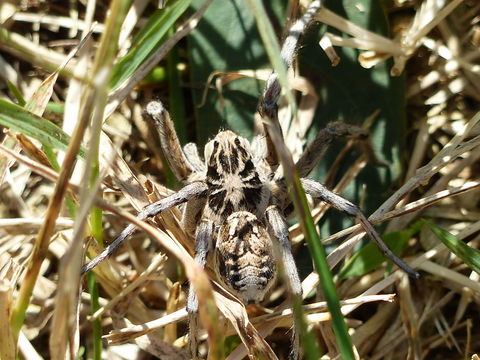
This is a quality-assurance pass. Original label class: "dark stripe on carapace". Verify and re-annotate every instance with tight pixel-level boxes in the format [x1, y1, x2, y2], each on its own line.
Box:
[236, 140, 249, 158]
[238, 159, 255, 178]
[207, 164, 221, 180]
[208, 141, 220, 166]
[208, 190, 226, 210]
[243, 187, 263, 210]
[218, 150, 232, 173]
[207, 183, 222, 191]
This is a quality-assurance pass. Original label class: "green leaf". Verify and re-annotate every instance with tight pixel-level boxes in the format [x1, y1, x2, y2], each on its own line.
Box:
[0, 99, 85, 158]
[110, 0, 191, 90]
[426, 221, 480, 275]
[188, 0, 284, 144]
[223, 335, 242, 355]
[301, 0, 406, 235]
[339, 221, 423, 279]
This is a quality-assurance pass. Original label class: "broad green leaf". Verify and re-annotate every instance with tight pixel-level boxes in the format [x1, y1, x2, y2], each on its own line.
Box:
[0, 99, 85, 158]
[188, 0, 284, 144]
[300, 0, 406, 235]
[339, 221, 423, 279]
[426, 221, 480, 275]
[110, 0, 191, 90]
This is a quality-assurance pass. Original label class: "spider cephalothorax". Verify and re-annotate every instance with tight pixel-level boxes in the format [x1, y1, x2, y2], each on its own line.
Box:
[81, 2, 419, 359]
[203, 130, 270, 222]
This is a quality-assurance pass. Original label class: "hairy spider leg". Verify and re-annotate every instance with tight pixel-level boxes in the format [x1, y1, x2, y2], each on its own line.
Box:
[81, 181, 208, 274]
[146, 100, 194, 183]
[301, 178, 420, 279]
[266, 205, 303, 360]
[186, 219, 214, 359]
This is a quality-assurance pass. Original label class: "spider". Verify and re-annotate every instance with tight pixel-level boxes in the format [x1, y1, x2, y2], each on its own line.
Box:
[81, 1, 419, 359]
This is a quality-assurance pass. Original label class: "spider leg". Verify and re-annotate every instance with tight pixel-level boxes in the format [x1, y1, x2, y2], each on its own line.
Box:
[265, 206, 302, 360]
[300, 178, 420, 279]
[146, 100, 193, 183]
[182, 196, 207, 237]
[183, 142, 206, 174]
[295, 121, 374, 178]
[81, 181, 208, 274]
[186, 219, 215, 360]
[258, 1, 323, 169]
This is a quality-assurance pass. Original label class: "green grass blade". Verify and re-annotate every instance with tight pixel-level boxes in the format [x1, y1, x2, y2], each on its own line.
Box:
[6, 80, 26, 106]
[109, 0, 191, 90]
[293, 176, 354, 360]
[425, 221, 480, 275]
[83, 0, 131, 357]
[0, 99, 86, 158]
[87, 272, 102, 360]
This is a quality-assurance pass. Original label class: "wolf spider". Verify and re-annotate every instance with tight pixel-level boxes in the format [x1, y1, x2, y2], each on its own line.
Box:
[82, 1, 419, 359]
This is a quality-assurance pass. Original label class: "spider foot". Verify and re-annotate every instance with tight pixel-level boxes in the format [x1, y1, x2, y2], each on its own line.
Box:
[289, 326, 301, 360]
[187, 312, 202, 360]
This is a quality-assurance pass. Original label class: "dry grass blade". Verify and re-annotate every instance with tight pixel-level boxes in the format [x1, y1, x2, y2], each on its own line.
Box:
[25, 30, 92, 117]
[109, 291, 190, 360]
[396, 273, 421, 360]
[253, 294, 395, 324]
[49, 171, 106, 360]
[0, 280, 15, 360]
[10, 71, 94, 340]
[418, 261, 480, 293]
[0, 217, 73, 232]
[0, 28, 75, 73]
[214, 287, 279, 360]
[105, 308, 189, 344]
[91, 253, 167, 320]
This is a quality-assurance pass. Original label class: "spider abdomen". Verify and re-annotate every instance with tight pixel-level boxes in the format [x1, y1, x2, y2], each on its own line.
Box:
[215, 211, 276, 304]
